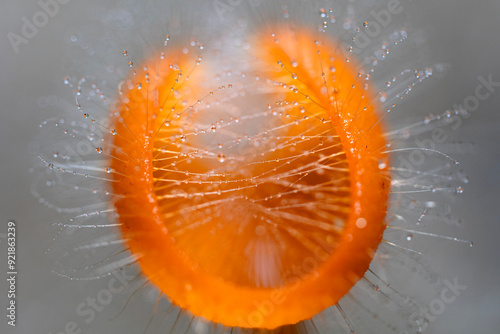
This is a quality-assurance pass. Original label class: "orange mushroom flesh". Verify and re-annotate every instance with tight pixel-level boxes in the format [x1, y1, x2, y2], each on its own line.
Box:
[110, 27, 389, 329]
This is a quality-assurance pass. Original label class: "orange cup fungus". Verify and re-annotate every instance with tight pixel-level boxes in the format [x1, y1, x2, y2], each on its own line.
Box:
[110, 27, 389, 329]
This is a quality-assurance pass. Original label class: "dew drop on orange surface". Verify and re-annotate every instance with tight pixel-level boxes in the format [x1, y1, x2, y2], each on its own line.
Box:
[110, 26, 390, 329]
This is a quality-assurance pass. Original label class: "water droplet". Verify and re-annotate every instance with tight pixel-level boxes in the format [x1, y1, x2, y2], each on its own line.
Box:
[217, 153, 225, 163]
[457, 170, 469, 184]
[110, 129, 117, 135]
[379, 91, 387, 102]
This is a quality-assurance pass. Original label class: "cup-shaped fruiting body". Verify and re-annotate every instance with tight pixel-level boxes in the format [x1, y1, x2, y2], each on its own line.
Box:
[110, 26, 390, 329]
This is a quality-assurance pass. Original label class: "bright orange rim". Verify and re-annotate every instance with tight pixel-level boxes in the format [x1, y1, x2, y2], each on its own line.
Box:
[110, 26, 389, 329]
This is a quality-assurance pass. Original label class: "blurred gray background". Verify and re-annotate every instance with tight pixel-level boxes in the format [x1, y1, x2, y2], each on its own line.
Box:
[1, 0, 500, 333]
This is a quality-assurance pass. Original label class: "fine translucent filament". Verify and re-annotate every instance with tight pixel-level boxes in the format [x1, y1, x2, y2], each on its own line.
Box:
[110, 27, 390, 329]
